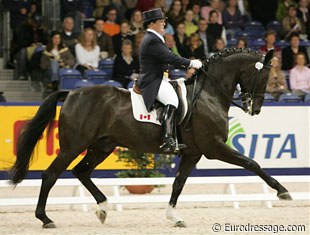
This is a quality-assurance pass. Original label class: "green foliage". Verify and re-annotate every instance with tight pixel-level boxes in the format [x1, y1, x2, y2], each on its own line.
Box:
[115, 148, 174, 178]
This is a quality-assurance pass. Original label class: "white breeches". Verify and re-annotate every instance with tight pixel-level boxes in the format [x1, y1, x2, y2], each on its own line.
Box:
[156, 79, 179, 108]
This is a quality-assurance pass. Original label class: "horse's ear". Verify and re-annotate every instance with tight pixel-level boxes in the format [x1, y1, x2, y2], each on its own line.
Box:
[263, 49, 274, 65]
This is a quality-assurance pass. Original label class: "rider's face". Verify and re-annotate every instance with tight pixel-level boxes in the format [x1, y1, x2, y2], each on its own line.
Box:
[150, 19, 166, 35]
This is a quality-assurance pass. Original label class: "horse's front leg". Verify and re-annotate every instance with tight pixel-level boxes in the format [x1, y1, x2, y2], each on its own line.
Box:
[166, 155, 201, 227]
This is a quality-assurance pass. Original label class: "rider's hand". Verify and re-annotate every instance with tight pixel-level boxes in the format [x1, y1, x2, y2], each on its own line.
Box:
[190, 59, 202, 69]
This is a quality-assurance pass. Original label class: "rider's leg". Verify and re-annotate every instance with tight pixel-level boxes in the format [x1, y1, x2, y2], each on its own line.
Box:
[156, 79, 186, 152]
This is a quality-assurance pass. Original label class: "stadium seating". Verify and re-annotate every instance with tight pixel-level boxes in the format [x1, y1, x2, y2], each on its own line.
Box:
[59, 68, 82, 90]
[102, 80, 123, 88]
[84, 69, 108, 84]
[266, 21, 283, 36]
[304, 93, 310, 103]
[127, 80, 134, 89]
[74, 79, 95, 88]
[99, 58, 114, 79]
[263, 93, 276, 103]
[278, 93, 303, 103]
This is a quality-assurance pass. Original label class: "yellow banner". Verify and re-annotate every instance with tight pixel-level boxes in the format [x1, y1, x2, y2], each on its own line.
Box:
[0, 105, 127, 171]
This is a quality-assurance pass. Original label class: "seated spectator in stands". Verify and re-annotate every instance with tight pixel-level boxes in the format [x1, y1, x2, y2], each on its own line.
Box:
[282, 5, 304, 39]
[75, 28, 100, 73]
[15, 15, 48, 80]
[0, 91, 6, 102]
[113, 21, 135, 56]
[165, 34, 180, 56]
[113, 39, 139, 88]
[236, 37, 247, 48]
[184, 33, 206, 60]
[61, 16, 80, 56]
[60, 0, 85, 33]
[207, 10, 227, 48]
[259, 30, 282, 59]
[237, 0, 251, 22]
[165, 21, 175, 35]
[129, 10, 144, 35]
[266, 56, 288, 100]
[174, 22, 188, 57]
[133, 31, 145, 61]
[41, 31, 75, 91]
[276, 0, 296, 22]
[289, 52, 310, 97]
[136, 0, 155, 12]
[181, 0, 190, 13]
[200, 0, 223, 24]
[184, 10, 198, 37]
[103, 7, 120, 37]
[209, 37, 226, 57]
[282, 32, 309, 70]
[167, 0, 184, 29]
[191, 2, 201, 25]
[93, 0, 110, 19]
[296, 0, 310, 38]
[197, 18, 213, 57]
[94, 18, 114, 59]
[222, 0, 244, 37]
[154, 0, 167, 12]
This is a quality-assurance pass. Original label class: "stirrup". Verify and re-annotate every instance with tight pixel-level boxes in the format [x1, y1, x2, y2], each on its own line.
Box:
[160, 137, 187, 153]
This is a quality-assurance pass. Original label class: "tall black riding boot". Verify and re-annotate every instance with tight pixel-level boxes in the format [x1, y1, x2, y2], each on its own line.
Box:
[159, 105, 186, 153]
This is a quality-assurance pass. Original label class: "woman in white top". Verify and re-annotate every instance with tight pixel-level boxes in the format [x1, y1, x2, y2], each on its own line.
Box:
[75, 28, 100, 73]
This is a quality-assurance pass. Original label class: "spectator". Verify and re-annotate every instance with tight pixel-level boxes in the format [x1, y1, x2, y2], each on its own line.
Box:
[174, 22, 188, 57]
[154, 0, 168, 12]
[15, 16, 48, 80]
[237, 0, 251, 22]
[167, 0, 184, 28]
[206, 10, 227, 47]
[191, 2, 201, 24]
[276, 0, 296, 22]
[133, 31, 145, 61]
[259, 30, 282, 59]
[248, 0, 277, 27]
[200, 0, 223, 24]
[181, 0, 190, 13]
[165, 21, 175, 35]
[60, 0, 85, 33]
[75, 28, 100, 73]
[102, 7, 120, 37]
[222, 0, 244, 37]
[282, 33, 309, 70]
[124, 0, 139, 20]
[289, 52, 310, 98]
[184, 33, 206, 60]
[136, 0, 155, 12]
[266, 56, 288, 99]
[165, 34, 180, 56]
[113, 21, 135, 56]
[41, 31, 75, 91]
[94, 18, 114, 59]
[296, 0, 310, 38]
[113, 39, 139, 88]
[130, 10, 144, 35]
[0, 92, 6, 102]
[236, 37, 247, 48]
[282, 5, 304, 39]
[209, 37, 226, 56]
[197, 18, 213, 57]
[93, 0, 110, 19]
[184, 10, 198, 37]
[61, 16, 80, 56]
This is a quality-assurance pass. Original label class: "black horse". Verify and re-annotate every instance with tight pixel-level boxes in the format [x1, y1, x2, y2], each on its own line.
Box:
[10, 48, 292, 228]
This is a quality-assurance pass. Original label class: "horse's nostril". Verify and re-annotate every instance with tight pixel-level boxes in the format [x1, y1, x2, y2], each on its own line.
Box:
[254, 110, 260, 115]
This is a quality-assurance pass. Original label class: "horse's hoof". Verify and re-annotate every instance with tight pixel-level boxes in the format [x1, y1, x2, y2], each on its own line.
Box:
[277, 192, 293, 200]
[95, 209, 107, 224]
[174, 221, 186, 228]
[42, 222, 56, 229]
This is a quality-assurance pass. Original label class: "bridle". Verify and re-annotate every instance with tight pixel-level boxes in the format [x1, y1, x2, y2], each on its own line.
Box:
[198, 58, 271, 114]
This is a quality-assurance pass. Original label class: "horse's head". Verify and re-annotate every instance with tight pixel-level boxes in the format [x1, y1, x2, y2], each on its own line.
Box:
[238, 49, 274, 116]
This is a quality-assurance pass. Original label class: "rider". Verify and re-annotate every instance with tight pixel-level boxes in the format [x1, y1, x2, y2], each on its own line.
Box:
[137, 8, 202, 152]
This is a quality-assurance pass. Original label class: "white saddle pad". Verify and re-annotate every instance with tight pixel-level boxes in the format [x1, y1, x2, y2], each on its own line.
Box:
[130, 78, 188, 126]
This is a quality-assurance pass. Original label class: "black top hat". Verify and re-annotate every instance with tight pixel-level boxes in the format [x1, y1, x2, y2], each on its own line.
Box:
[143, 8, 165, 23]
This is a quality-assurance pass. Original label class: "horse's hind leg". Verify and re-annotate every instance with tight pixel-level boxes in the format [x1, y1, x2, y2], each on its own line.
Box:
[35, 151, 79, 228]
[72, 142, 116, 224]
[205, 142, 292, 200]
[166, 155, 201, 227]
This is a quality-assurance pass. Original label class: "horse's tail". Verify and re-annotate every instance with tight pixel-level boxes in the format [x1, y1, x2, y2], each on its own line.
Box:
[10, 91, 69, 185]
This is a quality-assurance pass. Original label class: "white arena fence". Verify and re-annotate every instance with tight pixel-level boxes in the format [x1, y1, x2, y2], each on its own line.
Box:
[0, 176, 309, 212]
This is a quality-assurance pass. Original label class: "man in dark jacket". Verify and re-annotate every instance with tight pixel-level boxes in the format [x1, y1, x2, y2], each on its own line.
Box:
[138, 8, 202, 153]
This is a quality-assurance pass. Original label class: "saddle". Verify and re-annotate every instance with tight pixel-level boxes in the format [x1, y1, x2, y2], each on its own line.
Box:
[130, 79, 188, 126]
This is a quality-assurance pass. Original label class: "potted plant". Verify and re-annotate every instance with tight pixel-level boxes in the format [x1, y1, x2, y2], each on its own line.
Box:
[115, 148, 175, 194]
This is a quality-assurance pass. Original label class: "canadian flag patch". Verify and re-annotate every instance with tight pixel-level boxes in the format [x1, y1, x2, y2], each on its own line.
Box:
[140, 114, 151, 120]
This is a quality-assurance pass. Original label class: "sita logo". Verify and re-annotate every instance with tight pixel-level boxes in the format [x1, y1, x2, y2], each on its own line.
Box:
[226, 117, 297, 159]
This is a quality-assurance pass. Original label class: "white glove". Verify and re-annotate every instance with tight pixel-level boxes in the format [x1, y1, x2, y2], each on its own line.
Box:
[190, 59, 202, 69]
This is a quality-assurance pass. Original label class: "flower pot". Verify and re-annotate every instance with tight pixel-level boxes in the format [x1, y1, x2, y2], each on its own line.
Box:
[124, 185, 155, 194]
